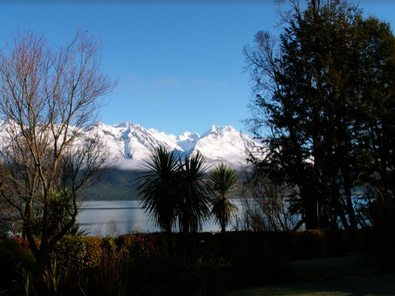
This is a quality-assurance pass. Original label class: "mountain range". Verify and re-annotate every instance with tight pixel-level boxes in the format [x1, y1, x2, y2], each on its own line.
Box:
[84, 121, 261, 170]
[0, 120, 262, 199]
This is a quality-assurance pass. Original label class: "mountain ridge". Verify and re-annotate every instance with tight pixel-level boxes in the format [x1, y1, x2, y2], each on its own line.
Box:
[0, 120, 261, 169]
[82, 121, 260, 170]
[0, 120, 262, 199]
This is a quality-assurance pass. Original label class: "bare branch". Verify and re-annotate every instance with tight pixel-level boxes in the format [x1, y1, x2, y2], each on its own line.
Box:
[0, 30, 116, 270]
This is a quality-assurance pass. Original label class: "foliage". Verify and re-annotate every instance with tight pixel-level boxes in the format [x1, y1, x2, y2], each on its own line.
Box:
[177, 151, 212, 234]
[0, 30, 116, 272]
[128, 233, 159, 258]
[209, 162, 239, 233]
[38, 233, 161, 295]
[0, 230, 380, 296]
[51, 233, 159, 273]
[137, 146, 180, 234]
[84, 236, 103, 268]
[0, 236, 36, 295]
[137, 146, 213, 260]
[138, 147, 212, 235]
[237, 168, 299, 232]
[101, 236, 117, 255]
[355, 172, 395, 258]
[53, 235, 91, 274]
[244, 0, 395, 230]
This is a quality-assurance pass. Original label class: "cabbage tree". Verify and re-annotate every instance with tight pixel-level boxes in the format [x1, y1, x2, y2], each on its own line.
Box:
[209, 163, 238, 233]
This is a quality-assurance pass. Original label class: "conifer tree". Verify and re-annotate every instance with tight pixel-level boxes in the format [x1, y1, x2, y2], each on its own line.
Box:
[244, 0, 395, 229]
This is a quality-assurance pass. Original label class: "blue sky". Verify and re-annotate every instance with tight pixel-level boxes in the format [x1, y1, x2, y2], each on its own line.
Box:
[0, 1, 394, 136]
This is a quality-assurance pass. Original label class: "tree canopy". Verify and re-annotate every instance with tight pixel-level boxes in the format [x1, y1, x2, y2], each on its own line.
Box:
[244, 0, 395, 230]
[209, 162, 239, 233]
[0, 31, 115, 270]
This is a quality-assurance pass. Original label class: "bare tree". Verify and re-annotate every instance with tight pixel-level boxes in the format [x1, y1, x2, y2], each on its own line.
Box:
[0, 31, 116, 270]
[237, 169, 299, 232]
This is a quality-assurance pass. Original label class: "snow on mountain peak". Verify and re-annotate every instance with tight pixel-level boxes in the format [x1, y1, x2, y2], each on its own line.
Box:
[194, 125, 254, 169]
[176, 131, 200, 153]
[0, 121, 261, 170]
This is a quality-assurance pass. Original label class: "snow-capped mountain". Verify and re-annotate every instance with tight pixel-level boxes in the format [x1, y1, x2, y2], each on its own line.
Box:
[84, 122, 260, 169]
[0, 120, 262, 199]
[0, 120, 261, 170]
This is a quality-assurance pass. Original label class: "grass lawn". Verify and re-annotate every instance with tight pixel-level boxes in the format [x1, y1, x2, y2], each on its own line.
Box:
[227, 255, 395, 296]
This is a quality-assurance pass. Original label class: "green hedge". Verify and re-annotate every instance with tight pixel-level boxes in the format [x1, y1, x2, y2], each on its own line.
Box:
[0, 229, 376, 296]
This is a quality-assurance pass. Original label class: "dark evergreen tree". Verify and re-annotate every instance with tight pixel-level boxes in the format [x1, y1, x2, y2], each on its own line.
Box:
[209, 163, 239, 233]
[244, 0, 395, 229]
[137, 146, 179, 258]
[177, 151, 211, 234]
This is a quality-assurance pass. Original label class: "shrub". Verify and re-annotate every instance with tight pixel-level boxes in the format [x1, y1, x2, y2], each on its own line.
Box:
[84, 236, 103, 268]
[2, 229, 378, 296]
[130, 233, 159, 258]
[297, 229, 326, 258]
[0, 236, 36, 295]
[53, 235, 89, 274]
[101, 236, 117, 255]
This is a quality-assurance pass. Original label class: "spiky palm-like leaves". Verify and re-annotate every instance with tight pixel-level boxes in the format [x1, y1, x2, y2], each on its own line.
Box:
[209, 163, 239, 233]
[137, 146, 179, 234]
[138, 148, 212, 235]
[177, 151, 211, 234]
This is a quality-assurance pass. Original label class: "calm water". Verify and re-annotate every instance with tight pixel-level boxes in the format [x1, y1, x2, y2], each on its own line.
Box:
[77, 200, 223, 236]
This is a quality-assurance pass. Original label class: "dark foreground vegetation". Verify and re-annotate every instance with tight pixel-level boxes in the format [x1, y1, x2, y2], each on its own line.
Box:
[1, 228, 392, 296]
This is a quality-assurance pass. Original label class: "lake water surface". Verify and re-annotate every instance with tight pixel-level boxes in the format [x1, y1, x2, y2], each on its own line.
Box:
[78, 200, 224, 236]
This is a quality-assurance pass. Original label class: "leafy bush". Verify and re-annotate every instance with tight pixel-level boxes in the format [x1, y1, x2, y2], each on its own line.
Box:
[84, 236, 103, 268]
[101, 236, 117, 255]
[1, 229, 378, 296]
[130, 233, 159, 258]
[53, 235, 89, 274]
[0, 236, 36, 295]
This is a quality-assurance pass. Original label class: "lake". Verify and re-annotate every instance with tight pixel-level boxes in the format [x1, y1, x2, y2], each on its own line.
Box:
[77, 200, 225, 236]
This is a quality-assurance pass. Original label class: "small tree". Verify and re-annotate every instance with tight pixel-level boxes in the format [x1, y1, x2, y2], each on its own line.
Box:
[177, 151, 211, 234]
[209, 163, 238, 233]
[137, 146, 180, 258]
[138, 148, 212, 260]
[238, 168, 299, 232]
[0, 31, 115, 271]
